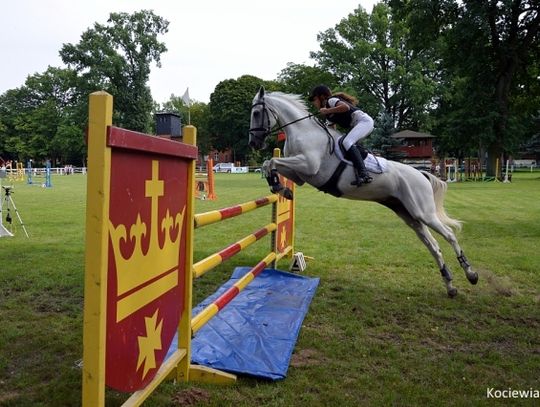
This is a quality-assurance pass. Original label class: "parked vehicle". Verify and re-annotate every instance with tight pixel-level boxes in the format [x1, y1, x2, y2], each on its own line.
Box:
[213, 163, 249, 173]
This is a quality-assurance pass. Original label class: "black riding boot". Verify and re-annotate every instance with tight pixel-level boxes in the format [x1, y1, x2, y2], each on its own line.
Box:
[347, 145, 373, 186]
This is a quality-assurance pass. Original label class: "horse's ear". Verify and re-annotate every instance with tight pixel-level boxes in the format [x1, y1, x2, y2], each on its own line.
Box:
[258, 86, 265, 98]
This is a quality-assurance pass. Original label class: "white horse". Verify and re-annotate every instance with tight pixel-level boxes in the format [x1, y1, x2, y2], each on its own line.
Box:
[248, 88, 478, 297]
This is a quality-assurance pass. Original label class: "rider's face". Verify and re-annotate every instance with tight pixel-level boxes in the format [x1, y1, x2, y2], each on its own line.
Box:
[312, 95, 324, 109]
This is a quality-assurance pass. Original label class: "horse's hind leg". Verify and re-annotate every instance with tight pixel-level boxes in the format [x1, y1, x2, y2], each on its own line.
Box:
[423, 217, 478, 285]
[408, 223, 458, 297]
[389, 205, 458, 297]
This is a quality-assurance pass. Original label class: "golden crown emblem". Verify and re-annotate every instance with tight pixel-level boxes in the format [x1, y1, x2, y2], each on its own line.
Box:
[108, 160, 185, 322]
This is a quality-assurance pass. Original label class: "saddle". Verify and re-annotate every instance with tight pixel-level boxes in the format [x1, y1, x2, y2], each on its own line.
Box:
[335, 136, 369, 162]
[318, 137, 370, 197]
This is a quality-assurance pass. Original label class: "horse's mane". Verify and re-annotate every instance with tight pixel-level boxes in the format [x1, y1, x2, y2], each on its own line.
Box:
[266, 91, 342, 139]
[267, 92, 310, 114]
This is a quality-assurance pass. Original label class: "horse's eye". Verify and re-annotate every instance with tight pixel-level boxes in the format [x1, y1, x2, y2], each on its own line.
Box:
[253, 111, 260, 117]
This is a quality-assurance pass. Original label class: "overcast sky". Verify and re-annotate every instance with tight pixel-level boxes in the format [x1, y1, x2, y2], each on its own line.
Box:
[0, 0, 377, 104]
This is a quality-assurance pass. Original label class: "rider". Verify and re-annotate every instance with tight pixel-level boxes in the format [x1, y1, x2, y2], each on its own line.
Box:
[309, 85, 373, 185]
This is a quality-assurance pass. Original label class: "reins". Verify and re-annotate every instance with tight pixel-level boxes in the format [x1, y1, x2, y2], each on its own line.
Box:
[271, 113, 316, 135]
[313, 117, 336, 155]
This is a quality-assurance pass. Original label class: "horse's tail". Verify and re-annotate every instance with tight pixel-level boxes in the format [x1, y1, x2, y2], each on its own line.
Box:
[421, 171, 462, 231]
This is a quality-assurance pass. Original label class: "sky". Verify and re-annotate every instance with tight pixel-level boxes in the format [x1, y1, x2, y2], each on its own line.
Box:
[0, 1, 377, 104]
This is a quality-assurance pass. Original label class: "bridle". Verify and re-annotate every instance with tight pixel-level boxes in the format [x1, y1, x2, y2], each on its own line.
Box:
[249, 98, 277, 137]
[249, 97, 314, 139]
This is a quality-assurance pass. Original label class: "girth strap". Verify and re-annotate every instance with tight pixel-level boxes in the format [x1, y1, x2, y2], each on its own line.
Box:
[317, 161, 347, 197]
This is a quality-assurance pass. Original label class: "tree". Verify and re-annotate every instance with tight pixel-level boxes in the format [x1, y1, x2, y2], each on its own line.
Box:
[365, 111, 405, 159]
[519, 112, 540, 160]
[312, 3, 439, 129]
[277, 63, 339, 96]
[479, 0, 540, 175]
[207, 75, 277, 162]
[0, 67, 84, 164]
[399, 0, 540, 176]
[60, 10, 169, 133]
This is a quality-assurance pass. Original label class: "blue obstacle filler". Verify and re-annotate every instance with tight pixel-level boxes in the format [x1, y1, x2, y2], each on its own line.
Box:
[167, 267, 319, 380]
[27, 160, 52, 188]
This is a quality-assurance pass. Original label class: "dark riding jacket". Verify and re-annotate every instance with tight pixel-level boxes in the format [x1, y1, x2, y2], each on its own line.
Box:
[325, 96, 358, 129]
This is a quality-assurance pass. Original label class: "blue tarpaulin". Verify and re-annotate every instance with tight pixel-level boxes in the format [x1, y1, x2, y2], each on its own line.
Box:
[166, 267, 319, 380]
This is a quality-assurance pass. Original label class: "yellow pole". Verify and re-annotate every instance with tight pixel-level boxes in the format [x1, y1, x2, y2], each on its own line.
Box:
[177, 125, 197, 382]
[82, 91, 113, 407]
[271, 149, 281, 268]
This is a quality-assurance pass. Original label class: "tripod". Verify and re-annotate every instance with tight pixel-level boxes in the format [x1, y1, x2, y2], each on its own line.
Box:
[1, 186, 29, 238]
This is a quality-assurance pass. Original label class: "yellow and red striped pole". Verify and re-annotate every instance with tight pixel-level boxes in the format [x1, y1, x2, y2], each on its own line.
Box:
[191, 252, 277, 334]
[194, 195, 278, 228]
[193, 223, 277, 278]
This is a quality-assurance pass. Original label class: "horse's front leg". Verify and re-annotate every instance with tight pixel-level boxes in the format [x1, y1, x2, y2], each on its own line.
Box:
[262, 155, 317, 200]
[262, 159, 294, 200]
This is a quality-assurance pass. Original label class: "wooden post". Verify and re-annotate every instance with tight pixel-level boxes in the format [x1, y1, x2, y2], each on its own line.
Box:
[82, 91, 113, 407]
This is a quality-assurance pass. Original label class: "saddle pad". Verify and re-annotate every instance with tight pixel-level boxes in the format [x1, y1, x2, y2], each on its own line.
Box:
[365, 153, 388, 173]
[334, 138, 388, 173]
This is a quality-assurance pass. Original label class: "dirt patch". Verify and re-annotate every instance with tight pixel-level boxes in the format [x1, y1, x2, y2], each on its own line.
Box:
[0, 390, 20, 403]
[290, 348, 327, 368]
[479, 268, 515, 297]
[368, 331, 405, 345]
[171, 388, 211, 406]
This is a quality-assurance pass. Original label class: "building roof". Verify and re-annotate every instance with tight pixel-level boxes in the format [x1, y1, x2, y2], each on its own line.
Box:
[391, 130, 435, 139]
[155, 111, 181, 117]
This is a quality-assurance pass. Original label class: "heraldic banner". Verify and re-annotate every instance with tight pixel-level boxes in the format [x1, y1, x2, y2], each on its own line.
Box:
[83, 91, 198, 398]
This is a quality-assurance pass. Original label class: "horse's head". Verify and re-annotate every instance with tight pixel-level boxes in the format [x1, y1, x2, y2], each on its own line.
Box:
[249, 87, 277, 150]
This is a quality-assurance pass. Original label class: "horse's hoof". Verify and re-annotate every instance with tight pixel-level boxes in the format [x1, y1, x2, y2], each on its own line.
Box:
[467, 272, 479, 285]
[447, 287, 458, 298]
[280, 187, 294, 200]
[270, 184, 283, 194]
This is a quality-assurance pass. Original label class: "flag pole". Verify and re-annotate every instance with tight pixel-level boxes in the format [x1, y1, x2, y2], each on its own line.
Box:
[182, 87, 191, 125]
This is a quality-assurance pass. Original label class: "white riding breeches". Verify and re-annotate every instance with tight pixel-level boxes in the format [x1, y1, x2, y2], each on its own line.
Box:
[341, 111, 374, 150]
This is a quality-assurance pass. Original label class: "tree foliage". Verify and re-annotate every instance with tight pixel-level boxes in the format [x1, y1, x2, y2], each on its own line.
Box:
[0, 67, 85, 165]
[0, 10, 169, 165]
[397, 0, 540, 173]
[60, 10, 169, 133]
[207, 75, 278, 162]
[312, 3, 439, 129]
[277, 63, 339, 97]
[1, 3, 538, 173]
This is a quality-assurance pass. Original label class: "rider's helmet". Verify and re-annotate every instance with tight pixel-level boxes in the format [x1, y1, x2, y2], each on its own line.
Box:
[309, 85, 332, 101]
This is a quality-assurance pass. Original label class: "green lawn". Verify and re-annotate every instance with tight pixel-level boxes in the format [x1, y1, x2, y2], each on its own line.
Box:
[0, 171, 539, 406]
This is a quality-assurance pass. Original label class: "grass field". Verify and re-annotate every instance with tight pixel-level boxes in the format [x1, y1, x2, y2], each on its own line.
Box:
[0, 171, 539, 406]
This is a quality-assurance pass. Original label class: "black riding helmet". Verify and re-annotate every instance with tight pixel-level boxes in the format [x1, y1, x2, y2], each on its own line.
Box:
[309, 85, 331, 101]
